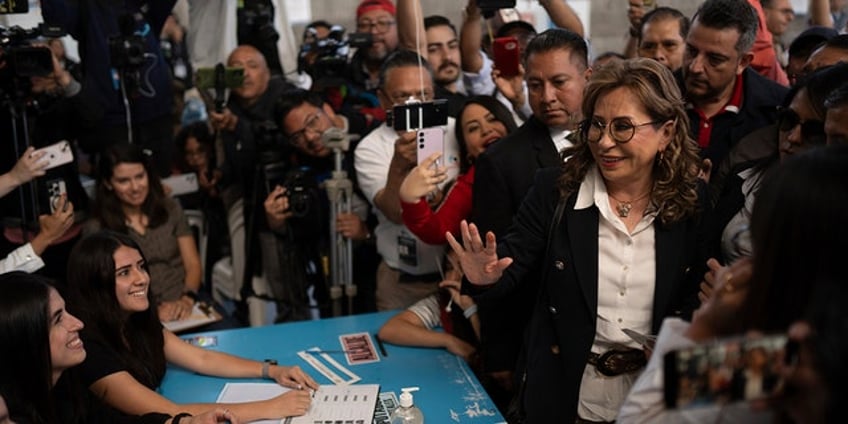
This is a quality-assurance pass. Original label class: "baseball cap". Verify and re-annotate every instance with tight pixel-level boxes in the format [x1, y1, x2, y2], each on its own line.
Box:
[357, 0, 396, 19]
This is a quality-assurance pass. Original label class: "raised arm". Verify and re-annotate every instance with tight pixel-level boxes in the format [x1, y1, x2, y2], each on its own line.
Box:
[460, 0, 485, 73]
[809, 0, 835, 27]
[623, 0, 644, 58]
[540, 0, 585, 37]
[396, 0, 428, 56]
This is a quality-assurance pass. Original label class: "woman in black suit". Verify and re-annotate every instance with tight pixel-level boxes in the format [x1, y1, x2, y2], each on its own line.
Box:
[448, 58, 705, 423]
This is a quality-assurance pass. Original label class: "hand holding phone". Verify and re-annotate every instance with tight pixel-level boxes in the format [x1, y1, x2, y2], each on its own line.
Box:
[492, 36, 521, 78]
[31, 140, 74, 171]
[417, 127, 444, 167]
[664, 333, 788, 410]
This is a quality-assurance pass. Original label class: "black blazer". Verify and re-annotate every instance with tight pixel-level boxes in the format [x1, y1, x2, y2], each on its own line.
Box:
[469, 116, 561, 373]
[494, 167, 703, 422]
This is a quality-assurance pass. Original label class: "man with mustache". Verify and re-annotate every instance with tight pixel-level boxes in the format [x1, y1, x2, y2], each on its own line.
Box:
[424, 15, 466, 118]
[680, 0, 786, 182]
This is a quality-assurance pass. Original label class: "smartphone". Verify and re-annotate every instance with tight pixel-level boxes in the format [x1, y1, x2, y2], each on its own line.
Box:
[161, 173, 199, 197]
[32, 140, 74, 171]
[195, 66, 245, 90]
[390, 99, 449, 132]
[642, 0, 657, 8]
[663, 334, 788, 410]
[492, 36, 521, 78]
[417, 127, 444, 168]
[46, 178, 67, 214]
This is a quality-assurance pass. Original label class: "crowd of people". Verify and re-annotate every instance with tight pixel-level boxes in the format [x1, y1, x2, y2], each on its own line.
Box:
[1, 0, 847, 422]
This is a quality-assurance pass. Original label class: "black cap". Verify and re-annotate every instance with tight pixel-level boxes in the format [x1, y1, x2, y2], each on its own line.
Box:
[496, 20, 537, 39]
[789, 26, 839, 58]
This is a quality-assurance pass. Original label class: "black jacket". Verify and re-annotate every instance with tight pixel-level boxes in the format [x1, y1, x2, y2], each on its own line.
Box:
[469, 116, 560, 374]
[681, 67, 787, 176]
[492, 167, 704, 422]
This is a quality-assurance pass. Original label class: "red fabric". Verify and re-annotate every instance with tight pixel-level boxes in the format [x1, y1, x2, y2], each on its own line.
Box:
[356, 0, 396, 19]
[746, 0, 790, 86]
[693, 73, 745, 148]
[401, 166, 475, 245]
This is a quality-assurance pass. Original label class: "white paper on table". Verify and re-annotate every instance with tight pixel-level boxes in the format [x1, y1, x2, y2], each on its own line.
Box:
[216, 382, 379, 424]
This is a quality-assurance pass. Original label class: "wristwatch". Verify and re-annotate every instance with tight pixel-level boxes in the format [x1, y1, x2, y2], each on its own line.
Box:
[262, 359, 278, 379]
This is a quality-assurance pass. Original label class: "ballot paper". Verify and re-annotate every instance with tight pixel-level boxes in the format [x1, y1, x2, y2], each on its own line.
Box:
[216, 382, 379, 424]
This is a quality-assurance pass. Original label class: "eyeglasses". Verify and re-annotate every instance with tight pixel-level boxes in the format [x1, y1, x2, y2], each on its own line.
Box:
[356, 19, 396, 33]
[777, 108, 825, 144]
[286, 113, 323, 146]
[581, 117, 662, 144]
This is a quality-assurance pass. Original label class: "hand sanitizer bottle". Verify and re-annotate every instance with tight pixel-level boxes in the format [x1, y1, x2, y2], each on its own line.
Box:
[389, 387, 424, 424]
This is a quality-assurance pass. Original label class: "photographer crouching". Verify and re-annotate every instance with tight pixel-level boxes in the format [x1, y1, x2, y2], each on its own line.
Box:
[262, 89, 380, 320]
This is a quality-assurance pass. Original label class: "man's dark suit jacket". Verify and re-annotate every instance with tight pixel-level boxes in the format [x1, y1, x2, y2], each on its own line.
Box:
[491, 167, 702, 422]
[470, 116, 560, 373]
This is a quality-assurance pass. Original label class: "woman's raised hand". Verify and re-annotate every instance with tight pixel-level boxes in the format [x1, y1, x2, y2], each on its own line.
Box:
[446, 220, 512, 286]
[399, 152, 447, 204]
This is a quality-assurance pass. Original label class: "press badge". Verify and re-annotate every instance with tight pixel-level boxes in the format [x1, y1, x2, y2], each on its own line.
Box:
[397, 233, 418, 267]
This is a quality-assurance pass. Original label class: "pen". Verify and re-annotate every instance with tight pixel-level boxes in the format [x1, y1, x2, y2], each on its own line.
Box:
[375, 333, 388, 357]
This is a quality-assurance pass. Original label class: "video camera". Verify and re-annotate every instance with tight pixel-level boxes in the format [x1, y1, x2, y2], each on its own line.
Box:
[238, 1, 279, 48]
[297, 25, 372, 88]
[0, 24, 65, 99]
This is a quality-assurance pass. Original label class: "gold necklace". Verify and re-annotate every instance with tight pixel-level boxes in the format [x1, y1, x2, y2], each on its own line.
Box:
[608, 191, 651, 218]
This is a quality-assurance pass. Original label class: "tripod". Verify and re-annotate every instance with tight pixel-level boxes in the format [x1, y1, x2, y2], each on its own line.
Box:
[321, 128, 358, 316]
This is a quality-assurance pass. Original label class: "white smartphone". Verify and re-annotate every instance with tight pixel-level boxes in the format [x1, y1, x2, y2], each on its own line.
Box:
[32, 140, 74, 170]
[47, 179, 67, 213]
[161, 173, 199, 197]
[416, 127, 444, 168]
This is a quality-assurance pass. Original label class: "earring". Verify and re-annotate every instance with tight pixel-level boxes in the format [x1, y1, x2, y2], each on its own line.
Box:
[658, 150, 665, 161]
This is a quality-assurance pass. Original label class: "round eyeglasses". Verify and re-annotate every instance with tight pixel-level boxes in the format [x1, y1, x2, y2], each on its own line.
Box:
[581, 117, 663, 144]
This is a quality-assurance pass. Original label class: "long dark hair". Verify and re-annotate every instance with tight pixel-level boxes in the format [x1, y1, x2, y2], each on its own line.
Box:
[66, 231, 167, 389]
[93, 143, 169, 232]
[0, 273, 57, 424]
[743, 145, 848, 332]
[455, 95, 518, 174]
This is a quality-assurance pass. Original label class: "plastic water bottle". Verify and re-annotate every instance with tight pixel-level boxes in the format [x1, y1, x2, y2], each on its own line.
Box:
[389, 387, 424, 424]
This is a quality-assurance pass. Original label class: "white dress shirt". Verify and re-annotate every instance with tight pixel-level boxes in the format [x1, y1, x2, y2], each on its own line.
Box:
[573, 167, 657, 422]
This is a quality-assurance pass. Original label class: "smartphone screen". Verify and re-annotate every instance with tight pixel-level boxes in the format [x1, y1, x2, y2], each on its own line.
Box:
[663, 334, 788, 409]
[195, 66, 245, 90]
[492, 36, 521, 78]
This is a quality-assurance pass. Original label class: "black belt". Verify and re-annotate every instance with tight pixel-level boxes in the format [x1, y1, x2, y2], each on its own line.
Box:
[587, 348, 646, 376]
[397, 271, 442, 283]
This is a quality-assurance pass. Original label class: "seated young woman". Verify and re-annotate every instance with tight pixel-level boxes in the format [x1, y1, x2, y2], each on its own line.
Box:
[0, 271, 236, 424]
[65, 231, 318, 422]
[85, 143, 202, 322]
[399, 96, 517, 245]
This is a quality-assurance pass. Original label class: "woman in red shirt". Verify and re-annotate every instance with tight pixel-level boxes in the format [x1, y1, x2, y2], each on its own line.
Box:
[399, 96, 517, 244]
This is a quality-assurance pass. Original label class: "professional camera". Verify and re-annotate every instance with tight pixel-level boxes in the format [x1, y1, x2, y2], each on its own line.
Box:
[238, 1, 279, 47]
[281, 167, 320, 219]
[263, 163, 320, 220]
[0, 24, 65, 99]
[108, 13, 146, 69]
[297, 25, 372, 88]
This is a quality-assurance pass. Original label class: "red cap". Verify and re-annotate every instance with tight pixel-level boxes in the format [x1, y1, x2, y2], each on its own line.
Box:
[356, 0, 396, 19]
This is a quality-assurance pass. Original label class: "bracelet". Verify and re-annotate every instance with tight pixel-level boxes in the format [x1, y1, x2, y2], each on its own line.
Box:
[171, 413, 192, 424]
[463, 304, 478, 319]
[262, 359, 278, 379]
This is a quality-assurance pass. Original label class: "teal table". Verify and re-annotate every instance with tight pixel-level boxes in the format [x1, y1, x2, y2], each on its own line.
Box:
[160, 311, 506, 423]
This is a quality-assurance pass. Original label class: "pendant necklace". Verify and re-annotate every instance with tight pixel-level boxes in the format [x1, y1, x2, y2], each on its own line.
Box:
[609, 191, 651, 218]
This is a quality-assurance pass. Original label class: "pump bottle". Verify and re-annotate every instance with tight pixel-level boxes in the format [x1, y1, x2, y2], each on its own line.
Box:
[389, 387, 424, 424]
